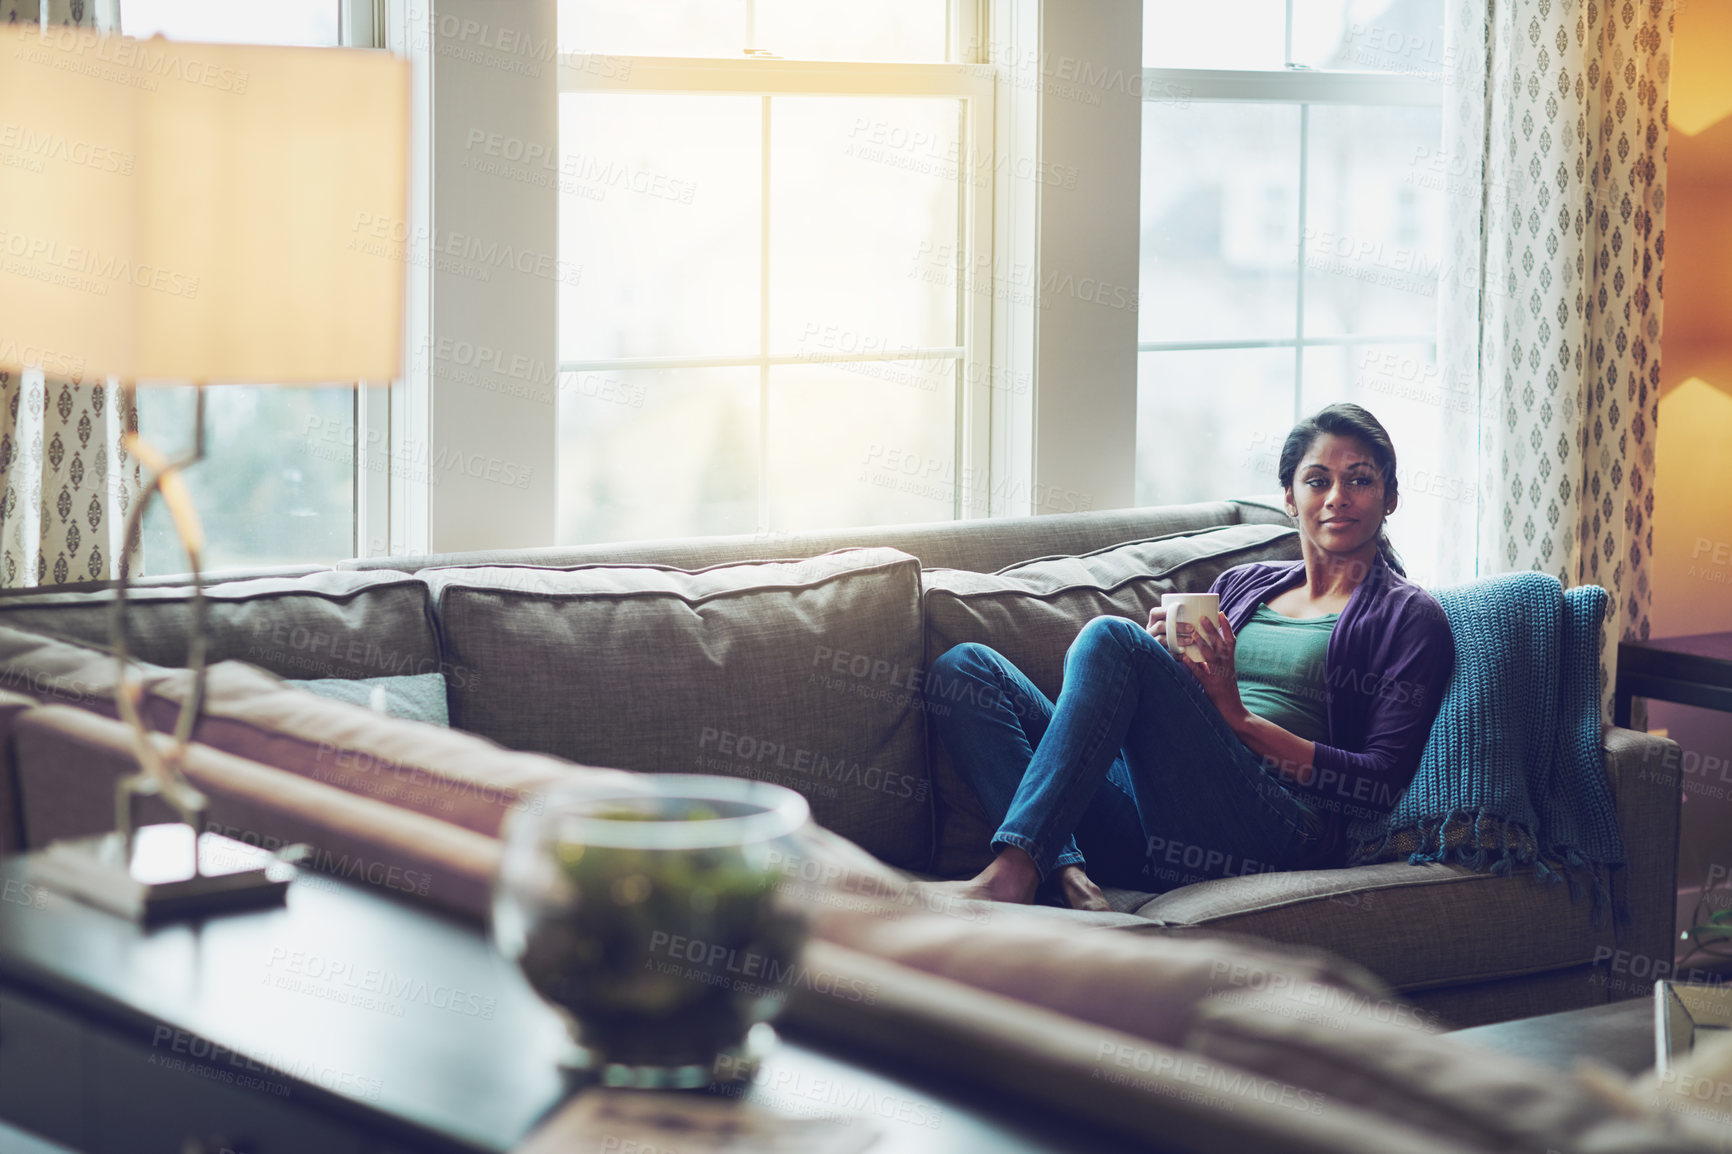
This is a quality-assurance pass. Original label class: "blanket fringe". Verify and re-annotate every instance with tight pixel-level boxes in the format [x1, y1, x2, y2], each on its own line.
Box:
[1349, 808, 1628, 933]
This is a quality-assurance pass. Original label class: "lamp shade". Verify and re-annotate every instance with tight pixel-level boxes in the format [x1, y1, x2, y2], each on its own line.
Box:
[0, 26, 409, 384]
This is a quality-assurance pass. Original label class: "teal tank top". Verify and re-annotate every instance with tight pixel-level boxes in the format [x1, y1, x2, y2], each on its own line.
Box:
[1233, 604, 1337, 743]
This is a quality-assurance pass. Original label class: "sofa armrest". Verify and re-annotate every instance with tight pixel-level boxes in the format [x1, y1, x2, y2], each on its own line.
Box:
[14, 706, 500, 921]
[1602, 725, 1683, 998]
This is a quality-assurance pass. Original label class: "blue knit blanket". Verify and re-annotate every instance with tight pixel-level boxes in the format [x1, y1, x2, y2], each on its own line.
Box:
[1344, 572, 1626, 925]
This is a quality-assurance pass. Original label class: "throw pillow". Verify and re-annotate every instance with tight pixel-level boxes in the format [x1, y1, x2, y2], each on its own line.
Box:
[289, 672, 450, 727]
[0, 569, 444, 683]
[423, 548, 932, 869]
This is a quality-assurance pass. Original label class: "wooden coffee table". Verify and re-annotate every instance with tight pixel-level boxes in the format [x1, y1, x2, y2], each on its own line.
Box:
[0, 855, 1146, 1154]
[1615, 631, 1732, 728]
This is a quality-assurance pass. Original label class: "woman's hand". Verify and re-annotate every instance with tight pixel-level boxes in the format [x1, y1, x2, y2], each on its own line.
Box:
[1145, 604, 1167, 645]
[1183, 611, 1248, 725]
[1173, 609, 1318, 784]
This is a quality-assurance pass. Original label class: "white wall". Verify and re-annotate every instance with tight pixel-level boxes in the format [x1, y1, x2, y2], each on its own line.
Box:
[425, 0, 558, 552]
[1029, 0, 1141, 515]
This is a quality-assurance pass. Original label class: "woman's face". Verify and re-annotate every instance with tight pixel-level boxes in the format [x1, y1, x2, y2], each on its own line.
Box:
[1285, 433, 1393, 557]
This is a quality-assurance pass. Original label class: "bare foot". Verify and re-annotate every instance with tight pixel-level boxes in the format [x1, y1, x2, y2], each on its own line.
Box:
[1058, 865, 1112, 912]
[923, 847, 1040, 904]
[920, 877, 1005, 905]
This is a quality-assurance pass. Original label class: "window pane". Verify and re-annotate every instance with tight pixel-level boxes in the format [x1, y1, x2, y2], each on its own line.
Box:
[121, 0, 339, 45]
[1143, 0, 1285, 70]
[1136, 349, 1294, 505]
[140, 387, 354, 574]
[1301, 104, 1443, 339]
[1140, 103, 1299, 344]
[559, 0, 744, 56]
[125, 2, 351, 576]
[1300, 341, 1444, 416]
[754, 0, 949, 62]
[559, 94, 759, 360]
[559, 0, 949, 61]
[1146, 0, 1446, 73]
[557, 368, 757, 543]
[767, 361, 955, 531]
[1301, 342, 1461, 587]
[771, 97, 960, 355]
[1289, 0, 1447, 74]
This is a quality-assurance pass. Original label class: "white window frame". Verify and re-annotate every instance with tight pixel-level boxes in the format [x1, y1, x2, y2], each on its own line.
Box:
[999, 0, 1144, 517]
[555, 53, 996, 528]
[382, 1, 1392, 551]
[344, 0, 399, 559]
[179, 3, 1460, 558]
[1137, 65, 1445, 427]
[370, 0, 440, 558]
[373, 0, 1153, 549]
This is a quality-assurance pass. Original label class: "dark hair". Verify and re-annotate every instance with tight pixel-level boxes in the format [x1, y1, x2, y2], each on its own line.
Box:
[1276, 403, 1405, 576]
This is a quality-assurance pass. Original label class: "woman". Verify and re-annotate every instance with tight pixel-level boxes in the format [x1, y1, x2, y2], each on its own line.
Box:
[925, 403, 1454, 911]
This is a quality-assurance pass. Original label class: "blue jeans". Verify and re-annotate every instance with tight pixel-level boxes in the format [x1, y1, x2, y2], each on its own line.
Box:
[925, 615, 1333, 890]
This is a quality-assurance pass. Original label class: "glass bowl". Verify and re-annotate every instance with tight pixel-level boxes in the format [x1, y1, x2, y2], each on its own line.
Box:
[492, 774, 811, 1089]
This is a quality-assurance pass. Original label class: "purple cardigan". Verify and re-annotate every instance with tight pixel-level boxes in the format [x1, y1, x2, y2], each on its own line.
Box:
[1211, 555, 1454, 827]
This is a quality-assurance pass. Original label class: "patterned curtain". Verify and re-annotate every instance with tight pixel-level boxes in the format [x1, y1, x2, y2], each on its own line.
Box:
[0, 0, 141, 586]
[1439, 0, 1672, 721]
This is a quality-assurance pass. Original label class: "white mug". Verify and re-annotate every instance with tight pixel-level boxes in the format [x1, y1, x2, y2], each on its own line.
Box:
[1161, 593, 1221, 662]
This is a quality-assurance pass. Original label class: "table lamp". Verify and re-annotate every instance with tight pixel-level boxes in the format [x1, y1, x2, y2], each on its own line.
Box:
[0, 25, 409, 918]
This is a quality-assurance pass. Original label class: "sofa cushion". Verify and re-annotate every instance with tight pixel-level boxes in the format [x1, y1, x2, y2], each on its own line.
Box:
[424, 548, 932, 869]
[923, 522, 1302, 700]
[1130, 861, 1608, 997]
[0, 569, 445, 684]
[921, 523, 1303, 875]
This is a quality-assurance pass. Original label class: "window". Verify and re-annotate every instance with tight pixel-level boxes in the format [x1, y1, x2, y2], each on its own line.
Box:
[122, 0, 364, 574]
[1138, 0, 1451, 568]
[554, 2, 991, 543]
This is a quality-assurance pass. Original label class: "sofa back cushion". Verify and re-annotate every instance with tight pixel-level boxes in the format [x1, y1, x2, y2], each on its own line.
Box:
[288, 672, 451, 727]
[0, 570, 444, 684]
[342, 498, 1294, 577]
[424, 548, 932, 868]
[921, 524, 1303, 875]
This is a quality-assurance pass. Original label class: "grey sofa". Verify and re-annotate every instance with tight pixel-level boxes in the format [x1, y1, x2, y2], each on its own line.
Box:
[0, 496, 1682, 1030]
